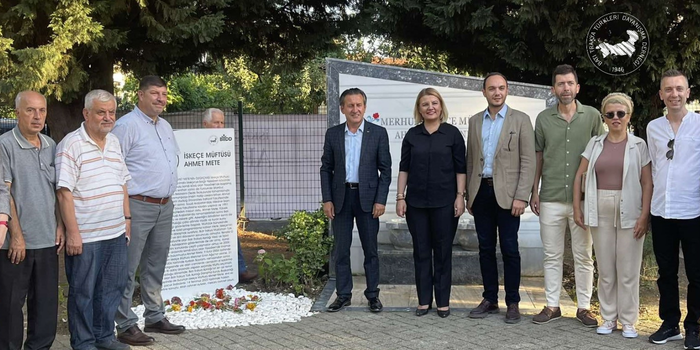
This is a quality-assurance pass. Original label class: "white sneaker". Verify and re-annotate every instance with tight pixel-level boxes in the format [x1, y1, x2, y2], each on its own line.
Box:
[622, 324, 638, 338]
[597, 320, 617, 335]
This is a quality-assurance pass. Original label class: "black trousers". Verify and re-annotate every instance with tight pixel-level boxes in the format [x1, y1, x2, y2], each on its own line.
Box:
[406, 204, 458, 308]
[472, 180, 521, 305]
[332, 187, 380, 299]
[0, 246, 58, 350]
[651, 215, 700, 330]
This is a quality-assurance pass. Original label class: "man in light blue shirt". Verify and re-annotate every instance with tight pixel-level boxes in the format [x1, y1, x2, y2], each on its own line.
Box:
[481, 105, 507, 178]
[113, 76, 184, 346]
[321, 88, 392, 313]
[344, 120, 364, 183]
[466, 72, 536, 323]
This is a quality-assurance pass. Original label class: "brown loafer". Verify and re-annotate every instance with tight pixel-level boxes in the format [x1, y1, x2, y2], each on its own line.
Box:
[468, 299, 499, 319]
[144, 317, 186, 335]
[117, 325, 155, 346]
[576, 309, 598, 328]
[505, 303, 521, 324]
[532, 306, 562, 324]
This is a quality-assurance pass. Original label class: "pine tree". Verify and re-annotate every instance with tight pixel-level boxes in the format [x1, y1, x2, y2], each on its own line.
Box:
[0, 0, 356, 139]
[368, 0, 700, 135]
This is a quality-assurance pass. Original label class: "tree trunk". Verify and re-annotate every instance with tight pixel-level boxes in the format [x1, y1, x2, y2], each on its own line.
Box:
[46, 100, 83, 143]
[46, 54, 115, 142]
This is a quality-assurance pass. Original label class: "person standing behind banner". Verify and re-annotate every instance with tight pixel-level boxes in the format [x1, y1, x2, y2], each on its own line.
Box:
[113, 75, 184, 347]
[573, 92, 651, 338]
[320, 88, 391, 313]
[56, 89, 131, 350]
[202, 108, 257, 283]
[396, 87, 466, 318]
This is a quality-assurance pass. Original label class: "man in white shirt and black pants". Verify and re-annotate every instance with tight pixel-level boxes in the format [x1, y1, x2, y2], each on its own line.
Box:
[646, 69, 700, 349]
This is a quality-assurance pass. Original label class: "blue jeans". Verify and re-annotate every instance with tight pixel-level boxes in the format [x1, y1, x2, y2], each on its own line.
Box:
[238, 239, 247, 274]
[66, 234, 128, 350]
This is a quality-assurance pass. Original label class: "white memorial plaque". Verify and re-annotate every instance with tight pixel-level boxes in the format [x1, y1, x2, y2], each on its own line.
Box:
[162, 129, 238, 300]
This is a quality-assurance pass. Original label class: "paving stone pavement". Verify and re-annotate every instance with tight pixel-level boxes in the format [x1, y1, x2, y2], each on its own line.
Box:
[51, 277, 683, 349]
[52, 311, 684, 350]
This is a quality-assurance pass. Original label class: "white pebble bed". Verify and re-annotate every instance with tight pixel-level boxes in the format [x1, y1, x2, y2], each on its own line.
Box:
[132, 288, 315, 329]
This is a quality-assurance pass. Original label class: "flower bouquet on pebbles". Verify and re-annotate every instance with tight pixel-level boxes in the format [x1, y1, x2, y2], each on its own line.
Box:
[131, 284, 315, 329]
[165, 285, 261, 313]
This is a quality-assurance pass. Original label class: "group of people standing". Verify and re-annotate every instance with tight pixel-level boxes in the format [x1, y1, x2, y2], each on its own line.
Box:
[321, 66, 700, 349]
[0, 76, 186, 350]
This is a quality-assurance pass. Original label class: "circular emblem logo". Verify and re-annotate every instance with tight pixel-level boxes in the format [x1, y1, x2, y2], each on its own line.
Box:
[208, 135, 219, 145]
[586, 12, 649, 76]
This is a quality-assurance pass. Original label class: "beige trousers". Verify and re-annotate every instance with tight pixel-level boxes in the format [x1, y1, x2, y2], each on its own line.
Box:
[590, 190, 645, 325]
[539, 201, 594, 309]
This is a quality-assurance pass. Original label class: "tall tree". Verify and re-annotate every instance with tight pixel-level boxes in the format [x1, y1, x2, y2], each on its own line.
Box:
[367, 0, 700, 135]
[0, 0, 356, 140]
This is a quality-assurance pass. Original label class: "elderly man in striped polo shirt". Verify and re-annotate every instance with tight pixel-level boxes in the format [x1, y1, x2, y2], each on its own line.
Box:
[56, 90, 132, 350]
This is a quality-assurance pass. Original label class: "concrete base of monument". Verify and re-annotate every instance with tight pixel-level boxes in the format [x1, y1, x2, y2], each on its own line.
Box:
[316, 276, 578, 315]
[378, 244, 502, 284]
[348, 211, 545, 279]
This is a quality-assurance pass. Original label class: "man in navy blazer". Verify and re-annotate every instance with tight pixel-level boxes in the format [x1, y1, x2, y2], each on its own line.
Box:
[320, 88, 391, 312]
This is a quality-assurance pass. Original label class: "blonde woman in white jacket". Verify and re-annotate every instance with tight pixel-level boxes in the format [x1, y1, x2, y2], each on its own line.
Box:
[572, 92, 652, 338]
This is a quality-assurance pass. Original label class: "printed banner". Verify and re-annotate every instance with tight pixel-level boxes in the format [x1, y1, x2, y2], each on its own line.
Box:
[162, 129, 238, 299]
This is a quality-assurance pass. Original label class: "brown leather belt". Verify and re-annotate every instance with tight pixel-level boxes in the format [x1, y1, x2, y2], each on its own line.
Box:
[482, 178, 494, 187]
[130, 195, 170, 205]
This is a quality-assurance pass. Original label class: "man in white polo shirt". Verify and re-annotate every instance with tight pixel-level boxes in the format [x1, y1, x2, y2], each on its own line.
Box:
[56, 90, 131, 350]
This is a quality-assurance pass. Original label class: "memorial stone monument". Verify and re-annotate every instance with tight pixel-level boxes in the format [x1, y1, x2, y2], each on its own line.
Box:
[326, 58, 553, 284]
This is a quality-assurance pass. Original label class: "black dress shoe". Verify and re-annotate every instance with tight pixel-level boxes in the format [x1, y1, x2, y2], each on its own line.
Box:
[437, 308, 450, 318]
[327, 297, 351, 312]
[415, 305, 432, 317]
[368, 297, 383, 312]
[144, 317, 186, 335]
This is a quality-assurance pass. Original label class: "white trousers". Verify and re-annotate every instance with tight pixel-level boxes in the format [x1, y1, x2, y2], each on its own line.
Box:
[590, 190, 644, 324]
[539, 201, 594, 309]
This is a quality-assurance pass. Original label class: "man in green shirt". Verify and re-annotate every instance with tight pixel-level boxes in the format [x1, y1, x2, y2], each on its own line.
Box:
[530, 65, 604, 326]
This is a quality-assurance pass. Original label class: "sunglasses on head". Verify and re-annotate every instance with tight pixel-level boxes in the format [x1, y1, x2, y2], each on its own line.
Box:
[603, 111, 627, 119]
